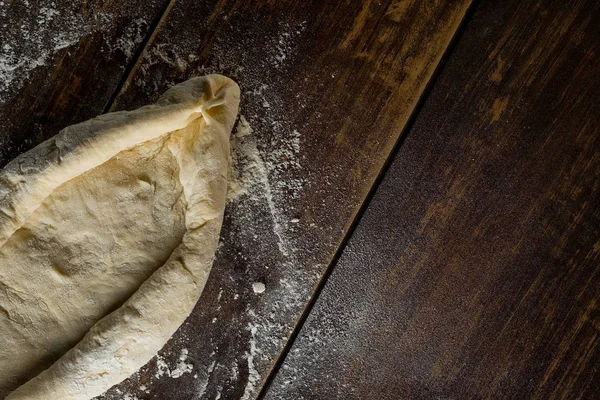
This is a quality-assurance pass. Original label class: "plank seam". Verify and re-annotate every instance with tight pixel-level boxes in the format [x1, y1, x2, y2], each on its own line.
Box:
[102, 0, 178, 114]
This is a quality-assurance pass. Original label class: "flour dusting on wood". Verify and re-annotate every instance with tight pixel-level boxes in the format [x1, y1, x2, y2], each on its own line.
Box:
[0, 1, 150, 99]
[0, 0, 164, 168]
[154, 349, 194, 379]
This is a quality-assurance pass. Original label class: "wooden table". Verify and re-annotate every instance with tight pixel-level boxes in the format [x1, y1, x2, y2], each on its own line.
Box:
[1, 0, 598, 399]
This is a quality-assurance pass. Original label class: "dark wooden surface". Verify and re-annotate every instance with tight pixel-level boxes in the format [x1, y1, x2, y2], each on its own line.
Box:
[264, 0, 600, 399]
[99, 0, 472, 399]
[0, 0, 170, 166]
[4, 0, 598, 399]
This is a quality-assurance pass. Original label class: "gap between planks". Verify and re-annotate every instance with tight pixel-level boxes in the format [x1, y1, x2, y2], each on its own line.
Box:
[102, 0, 178, 114]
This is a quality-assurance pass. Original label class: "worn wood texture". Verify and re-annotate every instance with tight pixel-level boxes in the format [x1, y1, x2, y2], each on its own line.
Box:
[98, 0, 473, 398]
[0, 0, 170, 166]
[265, 0, 600, 399]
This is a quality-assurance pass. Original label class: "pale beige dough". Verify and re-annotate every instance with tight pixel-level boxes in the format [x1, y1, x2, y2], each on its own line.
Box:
[0, 75, 240, 400]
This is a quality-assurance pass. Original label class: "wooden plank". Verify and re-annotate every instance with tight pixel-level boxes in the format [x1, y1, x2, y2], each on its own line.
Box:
[0, 0, 171, 166]
[264, 0, 600, 399]
[100, 0, 473, 398]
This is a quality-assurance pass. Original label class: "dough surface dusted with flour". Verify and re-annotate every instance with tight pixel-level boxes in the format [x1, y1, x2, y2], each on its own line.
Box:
[0, 75, 240, 399]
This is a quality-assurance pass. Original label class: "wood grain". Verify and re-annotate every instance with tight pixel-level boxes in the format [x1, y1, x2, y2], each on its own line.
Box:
[0, 0, 170, 166]
[264, 0, 600, 399]
[100, 0, 473, 398]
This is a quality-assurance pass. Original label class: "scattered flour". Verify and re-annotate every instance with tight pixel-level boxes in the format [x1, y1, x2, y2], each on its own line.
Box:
[154, 348, 194, 379]
[114, 19, 148, 59]
[241, 323, 261, 400]
[171, 349, 194, 378]
[155, 355, 170, 379]
[226, 115, 259, 201]
[252, 282, 266, 294]
[0, 2, 153, 99]
[0, 3, 82, 95]
[226, 114, 293, 257]
[195, 360, 216, 399]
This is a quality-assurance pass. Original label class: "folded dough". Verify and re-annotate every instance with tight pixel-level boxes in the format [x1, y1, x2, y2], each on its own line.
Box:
[0, 75, 240, 399]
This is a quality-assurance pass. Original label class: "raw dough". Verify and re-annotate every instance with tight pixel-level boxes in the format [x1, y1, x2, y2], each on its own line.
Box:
[0, 75, 240, 399]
